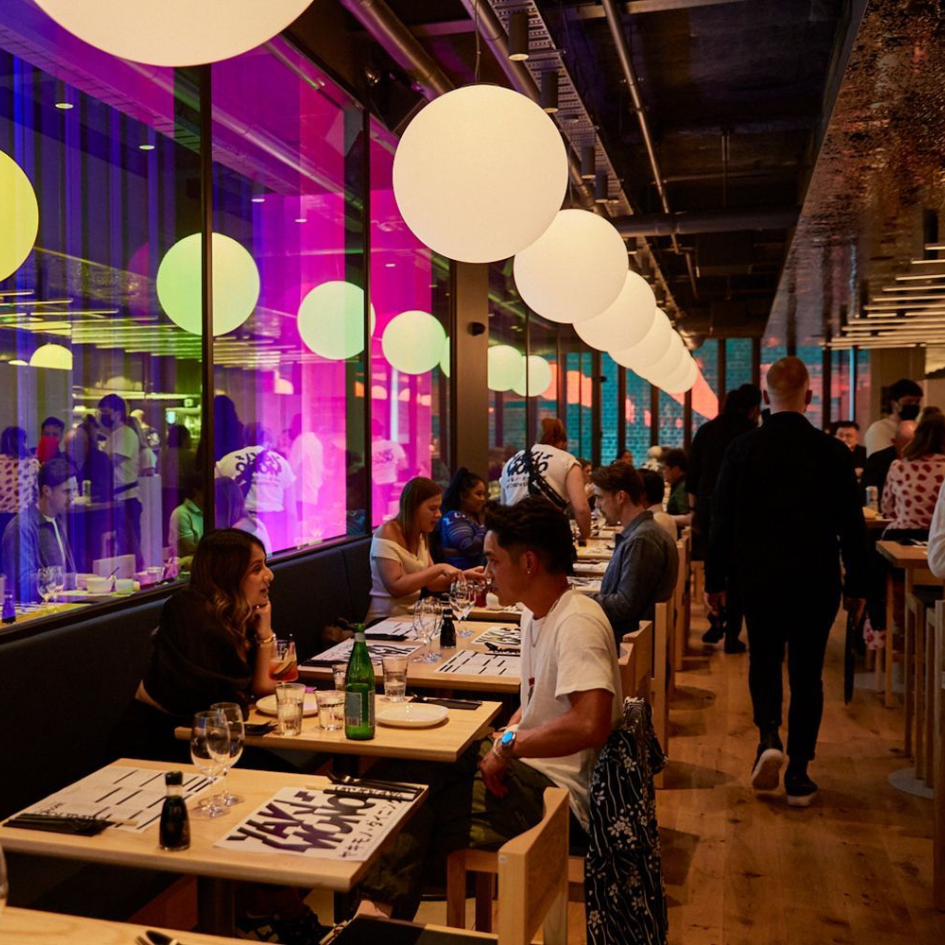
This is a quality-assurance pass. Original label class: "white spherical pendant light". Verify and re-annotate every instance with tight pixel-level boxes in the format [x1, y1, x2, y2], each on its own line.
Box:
[661, 356, 698, 393]
[439, 336, 451, 377]
[512, 355, 553, 397]
[34, 1, 312, 67]
[382, 310, 446, 375]
[488, 344, 525, 392]
[393, 85, 568, 263]
[157, 232, 260, 336]
[29, 343, 72, 370]
[639, 332, 686, 386]
[513, 209, 627, 324]
[609, 308, 673, 370]
[297, 281, 376, 361]
[0, 149, 39, 282]
[575, 270, 657, 351]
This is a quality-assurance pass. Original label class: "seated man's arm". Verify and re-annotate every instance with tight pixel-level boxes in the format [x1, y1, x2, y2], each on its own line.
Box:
[595, 536, 663, 636]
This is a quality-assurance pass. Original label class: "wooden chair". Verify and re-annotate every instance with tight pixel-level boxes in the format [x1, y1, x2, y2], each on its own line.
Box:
[673, 536, 690, 674]
[933, 600, 945, 911]
[446, 787, 570, 943]
[624, 622, 653, 702]
[651, 600, 672, 774]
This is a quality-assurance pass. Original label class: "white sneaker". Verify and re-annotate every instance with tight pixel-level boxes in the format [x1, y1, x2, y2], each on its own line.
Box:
[750, 746, 785, 791]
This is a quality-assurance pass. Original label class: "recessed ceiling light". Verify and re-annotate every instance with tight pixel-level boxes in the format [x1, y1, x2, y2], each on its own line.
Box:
[251, 196, 265, 203]
[385, 262, 396, 268]
[139, 144, 155, 151]
[295, 217, 306, 223]
[55, 102, 73, 110]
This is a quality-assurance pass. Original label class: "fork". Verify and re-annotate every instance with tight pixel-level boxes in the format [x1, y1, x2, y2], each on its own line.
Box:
[326, 771, 422, 794]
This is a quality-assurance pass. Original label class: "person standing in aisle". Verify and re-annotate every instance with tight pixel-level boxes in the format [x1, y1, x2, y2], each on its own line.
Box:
[864, 378, 922, 456]
[706, 357, 868, 806]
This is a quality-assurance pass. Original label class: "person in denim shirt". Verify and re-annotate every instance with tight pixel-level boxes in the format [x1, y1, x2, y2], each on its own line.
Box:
[436, 467, 487, 569]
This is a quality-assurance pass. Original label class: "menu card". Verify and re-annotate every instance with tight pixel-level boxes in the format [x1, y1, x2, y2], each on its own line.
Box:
[12, 766, 211, 833]
[363, 619, 416, 640]
[573, 561, 609, 575]
[215, 786, 413, 861]
[472, 625, 521, 649]
[435, 649, 521, 678]
[570, 576, 602, 594]
[303, 639, 420, 667]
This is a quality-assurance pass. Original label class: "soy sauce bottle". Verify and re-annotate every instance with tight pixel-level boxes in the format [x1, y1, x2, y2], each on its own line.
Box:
[159, 771, 190, 851]
[2, 589, 16, 624]
[439, 606, 457, 649]
[344, 625, 375, 740]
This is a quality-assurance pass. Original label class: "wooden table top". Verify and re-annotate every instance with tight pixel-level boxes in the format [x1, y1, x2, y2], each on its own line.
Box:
[175, 700, 501, 762]
[299, 619, 522, 695]
[0, 759, 425, 892]
[876, 540, 930, 568]
[0, 908, 251, 944]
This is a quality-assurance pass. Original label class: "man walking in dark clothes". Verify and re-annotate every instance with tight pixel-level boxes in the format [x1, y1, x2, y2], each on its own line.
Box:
[705, 357, 868, 807]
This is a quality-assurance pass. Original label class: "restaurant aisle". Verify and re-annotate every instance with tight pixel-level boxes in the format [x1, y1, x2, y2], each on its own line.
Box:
[660, 602, 945, 945]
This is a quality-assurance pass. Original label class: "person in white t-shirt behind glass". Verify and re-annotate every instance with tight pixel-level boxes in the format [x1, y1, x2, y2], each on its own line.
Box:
[864, 378, 923, 457]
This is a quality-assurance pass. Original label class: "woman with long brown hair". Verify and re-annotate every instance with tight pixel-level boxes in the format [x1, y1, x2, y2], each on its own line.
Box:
[882, 410, 945, 539]
[366, 476, 472, 622]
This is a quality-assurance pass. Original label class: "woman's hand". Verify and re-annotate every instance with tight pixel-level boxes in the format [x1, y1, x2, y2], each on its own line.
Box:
[438, 563, 462, 581]
[463, 566, 487, 583]
[251, 599, 273, 640]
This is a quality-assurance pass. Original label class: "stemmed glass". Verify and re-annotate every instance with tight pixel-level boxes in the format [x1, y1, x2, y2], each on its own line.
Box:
[412, 597, 442, 662]
[449, 576, 475, 638]
[37, 567, 57, 605]
[50, 565, 64, 603]
[209, 702, 245, 806]
[190, 710, 230, 818]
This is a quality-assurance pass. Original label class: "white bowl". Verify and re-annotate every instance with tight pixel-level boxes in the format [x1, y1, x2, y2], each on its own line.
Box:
[86, 576, 113, 594]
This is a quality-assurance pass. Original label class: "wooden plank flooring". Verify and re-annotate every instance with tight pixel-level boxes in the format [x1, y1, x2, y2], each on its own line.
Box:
[365, 601, 945, 942]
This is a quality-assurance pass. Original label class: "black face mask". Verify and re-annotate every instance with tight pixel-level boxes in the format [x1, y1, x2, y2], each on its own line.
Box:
[898, 404, 920, 421]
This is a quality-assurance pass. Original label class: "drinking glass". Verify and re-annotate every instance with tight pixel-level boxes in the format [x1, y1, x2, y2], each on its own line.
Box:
[316, 689, 345, 730]
[268, 638, 299, 682]
[37, 567, 56, 605]
[49, 565, 64, 603]
[274, 682, 306, 735]
[449, 576, 475, 638]
[332, 662, 347, 692]
[381, 655, 408, 701]
[209, 702, 245, 806]
[413, 597, 441, 662]
[190, 710, 230, 817]
[0, 841, 8, 924]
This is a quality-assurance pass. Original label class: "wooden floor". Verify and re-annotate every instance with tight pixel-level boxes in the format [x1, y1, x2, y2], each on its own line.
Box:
[412, 600, 944, 943]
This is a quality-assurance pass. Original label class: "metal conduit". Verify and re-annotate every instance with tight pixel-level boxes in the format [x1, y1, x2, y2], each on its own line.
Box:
[600, 0, 681, 254]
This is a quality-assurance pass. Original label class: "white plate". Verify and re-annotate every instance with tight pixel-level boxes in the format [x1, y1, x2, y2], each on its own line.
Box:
[376, 703, 449, 728]
[255, 693, 320, 717]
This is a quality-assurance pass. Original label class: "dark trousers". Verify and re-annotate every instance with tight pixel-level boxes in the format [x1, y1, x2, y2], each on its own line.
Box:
[724, 576, 744, 644]
[744, 591, 839, 762]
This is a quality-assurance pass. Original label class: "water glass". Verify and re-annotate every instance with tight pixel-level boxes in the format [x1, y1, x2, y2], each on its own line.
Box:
[275, 682, 306, 735]
[37, 566, 57, 605]
[381, 655, 408, 702]
[449, 576, 475, 638]
[190, 710, 230, 818]
[316, 689, 345, 731]
[413, 597, 441, 662]
[332, 662, 347, 692]
[209, 702, 245, 806]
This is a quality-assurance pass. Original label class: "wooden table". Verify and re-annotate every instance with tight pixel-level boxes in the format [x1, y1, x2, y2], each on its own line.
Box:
[0, 907, 252, 945]
[575, 540, 615, 561]
[0, 759, 426, 935]
[300, 619, 522, 696]
[176, 700, 502, 763]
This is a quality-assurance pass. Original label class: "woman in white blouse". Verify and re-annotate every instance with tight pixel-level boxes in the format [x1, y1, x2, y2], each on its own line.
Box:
[366, 476, 476, 622]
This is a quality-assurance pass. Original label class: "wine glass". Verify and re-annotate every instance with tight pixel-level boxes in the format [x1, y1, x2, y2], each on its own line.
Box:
[449, 576, 475, 638]
[49, 565, 64, 603]
[209, 702, 245, 806]
[36, 567, 56, 605]
[0, 840, 8, 924]
[190, 710, 230, 818]
[412, 597, 441, 662]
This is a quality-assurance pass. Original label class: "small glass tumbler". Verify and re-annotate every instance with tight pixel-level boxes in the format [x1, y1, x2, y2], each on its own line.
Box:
[316, 689, 345, 731]
[332, 662, 347, 692]
[381, 655, 408, 702]
[274, 682, 306, 735]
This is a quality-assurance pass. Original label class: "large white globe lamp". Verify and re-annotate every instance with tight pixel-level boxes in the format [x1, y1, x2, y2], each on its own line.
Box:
[513, 209, 627, 324]
[393, 85, 568, 263]
[297, 281, 375, 361]
[157, 233, 260, 336]
[661, 356, 698, 393]
[609, 308, 673, 370]
[512, 355, 553, 397]
[0, 150, 39, 282]
[639, 332, 686, 386]
[34, 1, 312, 67]
[575, 270, 657, 351]
[29, 343, 72, 370]
[382, 310, 446, 375]
[488, 344, 525, 392]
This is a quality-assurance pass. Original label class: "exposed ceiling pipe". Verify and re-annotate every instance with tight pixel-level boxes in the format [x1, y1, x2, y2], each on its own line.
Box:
[600, 0, 681, 256]
[338, 0, 453, 99]
[456, 0, 595, 211]
[614, 206, 801, 238]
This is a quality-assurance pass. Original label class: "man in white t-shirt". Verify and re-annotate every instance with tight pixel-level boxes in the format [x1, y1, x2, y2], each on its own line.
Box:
[356, 498, 621, 920]
[864, 378, 922, 456]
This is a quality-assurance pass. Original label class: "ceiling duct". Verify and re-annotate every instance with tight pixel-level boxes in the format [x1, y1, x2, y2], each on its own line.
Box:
[614, 207, 800, 238]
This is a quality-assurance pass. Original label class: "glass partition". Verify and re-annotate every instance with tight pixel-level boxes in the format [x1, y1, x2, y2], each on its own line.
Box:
[624, 370, 651, 465]
[725, 338, 753, 391]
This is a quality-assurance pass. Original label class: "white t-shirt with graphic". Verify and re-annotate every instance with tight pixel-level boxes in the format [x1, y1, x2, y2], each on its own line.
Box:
[216, 446, 297, 513]
[518, 590, 622, 829]
[500, 444, 579, 507]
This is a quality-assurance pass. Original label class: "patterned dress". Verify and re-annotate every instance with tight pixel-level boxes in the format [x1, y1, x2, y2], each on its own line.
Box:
[881, 453, 945, 531]
[0, 454, 40, 515]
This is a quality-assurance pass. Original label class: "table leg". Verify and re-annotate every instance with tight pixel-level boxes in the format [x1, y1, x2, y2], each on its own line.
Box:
[905, 597, 914, 757]
[925, 617, 937, 787]
[880, 571, 895, 697]
[885, 571, 898, 707]
[916, 600, 926, 779]
[197, 876, 236, 937]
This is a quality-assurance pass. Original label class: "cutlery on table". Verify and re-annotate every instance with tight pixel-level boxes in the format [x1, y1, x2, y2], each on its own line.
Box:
[410, 693, 483, 709]
[326, 771, 422, 795]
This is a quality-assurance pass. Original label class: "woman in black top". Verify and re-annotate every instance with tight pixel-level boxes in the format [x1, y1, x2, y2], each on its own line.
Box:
[112, 528, 277, 761]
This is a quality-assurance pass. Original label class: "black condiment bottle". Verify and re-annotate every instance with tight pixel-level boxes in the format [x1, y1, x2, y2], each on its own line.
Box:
[159, 771, 190, 851]
[2, 589, 15, 624]
[440, 605, 457, 648]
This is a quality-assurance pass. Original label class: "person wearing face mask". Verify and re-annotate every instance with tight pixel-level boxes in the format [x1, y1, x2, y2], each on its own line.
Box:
[435, 467, 488, 569]
[365, 476, 475, 623]
[864, 378, 923, 457]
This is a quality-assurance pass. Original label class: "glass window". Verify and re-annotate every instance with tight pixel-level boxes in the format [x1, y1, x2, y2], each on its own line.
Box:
[530, 314, 559, 432]
[798, 344, 824, 430]
[624, 369, 651, 466]
[600, 354, 619, 464]
[691, 341, 720, 438]
[657, 391, 685, 449]
[725, 338, 753, 391]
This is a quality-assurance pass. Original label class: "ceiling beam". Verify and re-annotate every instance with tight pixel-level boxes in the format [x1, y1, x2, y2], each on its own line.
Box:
[614, 206, 799, 237]
[575, 0, 749, 17]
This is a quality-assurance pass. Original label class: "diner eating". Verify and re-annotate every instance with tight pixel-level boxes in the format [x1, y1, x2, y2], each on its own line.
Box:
[1, 3, 944, 944]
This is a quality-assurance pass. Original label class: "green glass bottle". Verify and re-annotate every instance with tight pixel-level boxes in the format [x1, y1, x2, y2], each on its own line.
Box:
[344, 625, 375, 740]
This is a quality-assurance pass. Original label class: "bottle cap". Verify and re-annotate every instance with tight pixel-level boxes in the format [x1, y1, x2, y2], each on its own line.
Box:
[165, 770, 183, 786]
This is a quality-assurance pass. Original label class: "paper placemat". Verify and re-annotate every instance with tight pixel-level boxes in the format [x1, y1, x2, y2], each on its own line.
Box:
[573, 561, 609, 575]
[472, 625, 522, 649]
[435, 649, 521, 678]
[570, 577, 602, 595]
[303, 639, 420, 667]
[215, 785, 412, 861]
[363, 619, 416, 640]
[14, 766, 211, 833]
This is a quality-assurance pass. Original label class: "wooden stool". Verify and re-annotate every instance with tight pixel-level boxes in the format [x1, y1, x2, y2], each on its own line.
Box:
[932, 600, 945, 911]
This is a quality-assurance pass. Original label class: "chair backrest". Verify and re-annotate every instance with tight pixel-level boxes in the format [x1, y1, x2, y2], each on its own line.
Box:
[497, 786, 570, 945]
[623, 622, 653, 700]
